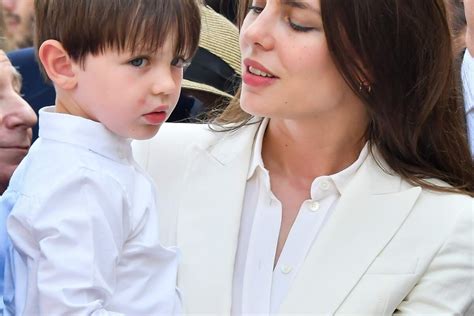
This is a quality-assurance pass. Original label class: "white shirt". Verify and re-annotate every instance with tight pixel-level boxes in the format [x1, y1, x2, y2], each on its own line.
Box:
[462, 49, 474, 155]
[1, 107, 181, 315]
[232, 119, 368, 315]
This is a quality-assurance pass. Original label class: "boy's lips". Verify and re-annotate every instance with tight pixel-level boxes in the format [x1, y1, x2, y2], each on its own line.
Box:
[142, 105, 169, 125]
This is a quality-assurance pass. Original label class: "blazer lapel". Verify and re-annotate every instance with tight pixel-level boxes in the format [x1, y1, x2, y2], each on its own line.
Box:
[177, 123, 260, 314]
[280, 152, 422, 314]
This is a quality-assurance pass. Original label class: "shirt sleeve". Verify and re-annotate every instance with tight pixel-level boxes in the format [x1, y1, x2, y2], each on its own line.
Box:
[7, 167, 130, 315]
[394, 205, 474, 314]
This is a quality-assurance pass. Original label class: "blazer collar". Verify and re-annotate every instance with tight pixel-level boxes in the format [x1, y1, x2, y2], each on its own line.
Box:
[176, 121, 260, 314]
[177, 124, 421, 314]
[280, 151, 421, 314]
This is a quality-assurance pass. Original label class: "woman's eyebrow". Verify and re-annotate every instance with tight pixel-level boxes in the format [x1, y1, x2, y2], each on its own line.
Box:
[281, 0, 321, 15]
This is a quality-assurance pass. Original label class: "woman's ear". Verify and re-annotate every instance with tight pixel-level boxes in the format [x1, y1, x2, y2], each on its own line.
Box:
[38, 39, 78, 90]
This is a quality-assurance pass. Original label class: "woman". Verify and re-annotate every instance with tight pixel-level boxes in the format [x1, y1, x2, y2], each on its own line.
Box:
[133, 0, 474, 314]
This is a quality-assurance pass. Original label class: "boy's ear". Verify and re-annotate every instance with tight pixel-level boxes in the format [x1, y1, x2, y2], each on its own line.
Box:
[38, 40, 79, 90]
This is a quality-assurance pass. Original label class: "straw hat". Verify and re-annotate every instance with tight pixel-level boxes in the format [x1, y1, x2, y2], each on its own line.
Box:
[182, 5, 241, 99]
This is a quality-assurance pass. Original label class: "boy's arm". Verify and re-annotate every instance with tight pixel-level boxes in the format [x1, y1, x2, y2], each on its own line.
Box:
[8, 168, 128, 315]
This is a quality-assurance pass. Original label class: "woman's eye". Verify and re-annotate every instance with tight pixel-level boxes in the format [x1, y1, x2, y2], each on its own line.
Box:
[288, 19, 315, 32]
[129, 57, 149, 68]
[248, 5, 264, 14]
[171, 57, 191, 70]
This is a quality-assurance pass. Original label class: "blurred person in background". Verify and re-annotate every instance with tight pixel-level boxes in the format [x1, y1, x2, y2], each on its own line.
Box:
[0, 49, 36, 194]
[174, 3, 241, 122]
[462, 0, 474, 154]
[0, 49, 36, 314]
[445, 0, 466, 58]
[205, 0, 238, 23]
[1, 0, 34, 50]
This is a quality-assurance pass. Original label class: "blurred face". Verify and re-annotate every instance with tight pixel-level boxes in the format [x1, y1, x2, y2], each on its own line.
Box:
[1, 0, 35, 49]
[465, 0, 474, 52]
[67, 36, 186, 140]
[239, 0, 363, 121]
[0, 50, 37, 193]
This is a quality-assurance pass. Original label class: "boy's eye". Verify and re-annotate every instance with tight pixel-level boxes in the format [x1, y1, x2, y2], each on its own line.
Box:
[248, 5, 264, 14]
[171, 57, 191, 70]
[129, 57, 149, 68]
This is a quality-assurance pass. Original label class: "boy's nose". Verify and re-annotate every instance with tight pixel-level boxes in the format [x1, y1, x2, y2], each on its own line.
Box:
[151, 69, 180, 96]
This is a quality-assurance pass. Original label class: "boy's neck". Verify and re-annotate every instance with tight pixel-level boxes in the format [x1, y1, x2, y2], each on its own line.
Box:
[55, 95, 94, 121]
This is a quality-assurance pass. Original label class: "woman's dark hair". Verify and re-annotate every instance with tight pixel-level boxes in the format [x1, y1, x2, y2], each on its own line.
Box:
[215, 0, 473, 196]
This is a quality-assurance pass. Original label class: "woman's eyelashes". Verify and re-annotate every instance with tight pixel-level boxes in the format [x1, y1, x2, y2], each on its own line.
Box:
[247, 4, 317, 33]
[288, 18, 317, 32]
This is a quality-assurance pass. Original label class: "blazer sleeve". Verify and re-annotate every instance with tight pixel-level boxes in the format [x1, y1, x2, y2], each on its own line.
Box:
[395, 204, 474, 315]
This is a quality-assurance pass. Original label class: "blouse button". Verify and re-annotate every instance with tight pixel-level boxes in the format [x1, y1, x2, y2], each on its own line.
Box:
[320, 180, 330, 191]
[280, 265, 293, 274]
[309, 201, 320, 212]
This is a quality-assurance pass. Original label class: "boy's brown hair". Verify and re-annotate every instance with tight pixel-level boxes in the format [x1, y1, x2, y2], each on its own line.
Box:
[34, 0, 201, 70]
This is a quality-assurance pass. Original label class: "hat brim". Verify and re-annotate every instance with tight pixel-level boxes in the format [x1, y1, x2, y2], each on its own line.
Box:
[182, 79, 234, 99]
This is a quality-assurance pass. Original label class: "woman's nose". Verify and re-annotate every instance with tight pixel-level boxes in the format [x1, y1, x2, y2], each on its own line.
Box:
[240, 8, 276, 51]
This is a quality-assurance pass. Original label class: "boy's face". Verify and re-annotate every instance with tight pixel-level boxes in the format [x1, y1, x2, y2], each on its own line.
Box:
[0, 50, 37, 193]
[69, 36, 184, 140]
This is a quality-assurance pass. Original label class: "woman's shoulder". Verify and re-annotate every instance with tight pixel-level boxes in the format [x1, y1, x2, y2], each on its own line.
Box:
[416, 180, 473, 212]
[132, 121, 260, 171]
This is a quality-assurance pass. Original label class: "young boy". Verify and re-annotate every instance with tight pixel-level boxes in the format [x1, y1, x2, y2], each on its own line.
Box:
[0, 0, 200, 314]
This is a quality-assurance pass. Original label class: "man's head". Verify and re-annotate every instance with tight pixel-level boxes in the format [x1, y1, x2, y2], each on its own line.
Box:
[1, 0, 34, 49]
[0, 49, 37, 193]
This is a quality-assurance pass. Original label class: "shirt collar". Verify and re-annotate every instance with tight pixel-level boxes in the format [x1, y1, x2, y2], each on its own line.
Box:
[462, 49, 474, 113]
[247, 118, 269, 180]
[247, 117, 369, 194]
[38, 106, 132, 163]
[327, 143, 368, 195]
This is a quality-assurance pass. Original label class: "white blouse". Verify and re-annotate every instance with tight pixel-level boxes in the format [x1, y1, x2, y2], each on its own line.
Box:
[2, 107, 181, 315]
[232, 119, 368, 314]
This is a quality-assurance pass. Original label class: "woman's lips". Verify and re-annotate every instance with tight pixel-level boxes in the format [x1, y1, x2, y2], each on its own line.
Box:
[243, 58, 278, 87]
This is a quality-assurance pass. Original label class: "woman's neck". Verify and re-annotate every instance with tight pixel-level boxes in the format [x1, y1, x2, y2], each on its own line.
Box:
[262, 113, 368, 181]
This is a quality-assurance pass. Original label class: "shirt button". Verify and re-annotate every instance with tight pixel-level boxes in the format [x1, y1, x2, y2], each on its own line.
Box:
[309, 201, 320, 212]
[280, 265, 293, 274]
[320, 180, 330, 191]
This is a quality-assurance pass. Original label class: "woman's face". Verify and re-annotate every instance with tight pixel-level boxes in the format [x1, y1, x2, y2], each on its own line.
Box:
[239, 0, 362, 121]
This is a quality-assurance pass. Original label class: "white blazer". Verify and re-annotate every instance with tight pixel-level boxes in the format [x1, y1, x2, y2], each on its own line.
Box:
[133, 122, 473, 315]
